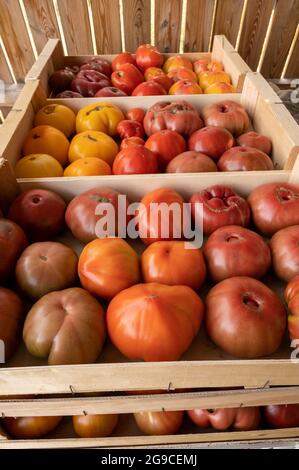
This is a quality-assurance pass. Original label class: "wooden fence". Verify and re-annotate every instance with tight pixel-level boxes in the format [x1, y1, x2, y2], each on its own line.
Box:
[0, 0, 298, 84]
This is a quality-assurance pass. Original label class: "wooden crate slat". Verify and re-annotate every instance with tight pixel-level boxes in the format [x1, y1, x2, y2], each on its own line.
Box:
[0, 46, 14, 83]
[237, 0, 275, 71]
[213, 0, 245, 48]
[122, 0, 151, 52]
[1, 428, 299, 449]
[284, 30, 299, 78]
[90, 0, 122, 54]
[154, 0, 183, 52]
[0, 387, 298, 417]
[184, 0, 216, 52]
[0, 0, 35, 82]
[23, 0, 61, 54]
[261, 0, 299, 78]
[56, 0, 93, 55]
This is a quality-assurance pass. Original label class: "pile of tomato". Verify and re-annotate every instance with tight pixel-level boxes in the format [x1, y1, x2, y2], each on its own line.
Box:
[49, 44, 235, 98]
[15, 98, 274, 178]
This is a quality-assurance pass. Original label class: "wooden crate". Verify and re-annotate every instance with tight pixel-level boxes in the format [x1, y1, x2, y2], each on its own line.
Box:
[0, 72, 298, 176]
[25, 35, 251, 95]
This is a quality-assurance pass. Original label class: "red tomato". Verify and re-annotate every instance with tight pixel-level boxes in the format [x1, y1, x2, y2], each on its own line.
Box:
[206, 277, 286, 358]
[202, 100, 250, 137]
[126, 108, 145, 123]
[117, 119, 144, 139]
[248, 183, 299, 236]
[188, 126, 234, 161]
[0, 218, 28, 284]
[270, 225, 299, 281]
[111, 63, 144, 95]
[144, 100, 203, 137]
[190, 185, 251, 235]
[112, 146, 158, 175]
[203, 226, 271, 282]
[217, 146, 274, 171]
[145, 130, 186, 169]
[120, 137, 145, 150]
[78, 238, 140, 300]
[107, 282, 204, 361]
[141, 241, 206, 289]
[135, 44, 164, 72]
[188, 407, 261, 431]
[112, 52, 136, 71]
[134, 411, 184, 435]
[0, 287, 23, 360]
[132, 81, 167, 96]
[284, 276, 299, 342]
[73, 414, 119, 437]
[166, 151, 217, 173]
[264, 405, 299, 428]
[65, 188, 129, 244]
[3, 417, 62, 438]
[137, 188, 186, 244]
[237, 131, 272, 155]
[8, 189, 66, 242]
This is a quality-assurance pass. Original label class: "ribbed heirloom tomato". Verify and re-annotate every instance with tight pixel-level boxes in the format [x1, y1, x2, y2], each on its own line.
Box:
[76, 102, 124, 135]
[137, 188, 186, 245]
[188, 407, 261, 431]
[134, 411, 184, 435]
[107, 283, 204, 361]
[141, 241, 206, 289]
[78, 238, 140, 300]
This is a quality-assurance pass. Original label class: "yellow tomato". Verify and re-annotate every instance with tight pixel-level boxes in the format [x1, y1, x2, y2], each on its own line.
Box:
[64, 157, 112, 176]
[204, 82, 236, 94]
[68, 130, 119, 166]
[34, 104, 76, 137]
[76, 102, 124, 135]
[15, 154, 63, 178]
[198, 71, 231, 90]
[22, 125, 69, 166]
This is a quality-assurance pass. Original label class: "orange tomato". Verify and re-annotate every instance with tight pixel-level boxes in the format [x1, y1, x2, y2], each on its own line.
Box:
[78, 238, 140, 300]
[141, 241, 206, 289]
[34, 104, 76, 137]
[64, 157, 111, 176]
[134, 411, 184, 435]
[73, 414, 119, 438]
[23, 125, 69, 166]
[3, 416, 62, 438]
[167, 67, 197, 83]
[68, 130, 119, 165]
[198, 71, 231, 90]
[15, 154, 63, 178]
[163, 56, 193, 73]
[76, 102, 124, 135]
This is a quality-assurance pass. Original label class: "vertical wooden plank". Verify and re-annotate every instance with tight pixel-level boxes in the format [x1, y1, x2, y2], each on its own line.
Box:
[284, 33, 299, 78]
[155, 0, 183, 52]
[184, 0, 216, 52]
[90, 0, 122, 53]
[0, 47, 13, 83]
[213, 0, 245, 48]
[56, 0, 93, 55]
[122, 0, 151, 51]
[0, 0, 35, 82]
[261, 0, 299, 78]
[238, 0, 275, 71]
[23, 0, 61, 54]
